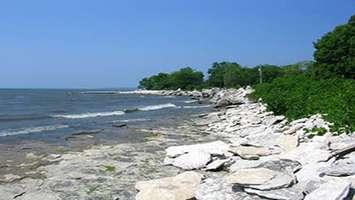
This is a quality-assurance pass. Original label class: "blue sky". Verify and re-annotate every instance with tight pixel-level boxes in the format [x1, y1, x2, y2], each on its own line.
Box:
[0, 0, 354, 88]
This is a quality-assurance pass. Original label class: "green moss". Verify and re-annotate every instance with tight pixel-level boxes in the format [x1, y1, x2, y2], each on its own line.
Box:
[102, 165, 116, 172]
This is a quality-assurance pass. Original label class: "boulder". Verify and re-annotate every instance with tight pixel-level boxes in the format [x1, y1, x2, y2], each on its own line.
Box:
[195, 178, 263, 200]
[135, 171, 203, 200]
[320, 158, 355, 177]
[244, 186, 304, 200]
[172, 151, 211, 170]
[278, 134, 299, 151]
[225, 168, 276, 185]
[229, 146, 275, 160]
[165, 141, 230, 158]
[226, 166, 296, 191]
[304, 180, 351, 200]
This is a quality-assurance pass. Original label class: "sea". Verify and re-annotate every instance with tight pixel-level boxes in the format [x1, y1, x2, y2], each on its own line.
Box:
[0, 89, 211, 145]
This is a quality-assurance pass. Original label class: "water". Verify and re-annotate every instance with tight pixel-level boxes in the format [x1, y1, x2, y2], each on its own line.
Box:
[0, 89, 211, 145]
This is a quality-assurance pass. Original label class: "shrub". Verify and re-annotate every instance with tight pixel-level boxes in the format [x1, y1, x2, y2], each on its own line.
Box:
[252, 75, 355, 133]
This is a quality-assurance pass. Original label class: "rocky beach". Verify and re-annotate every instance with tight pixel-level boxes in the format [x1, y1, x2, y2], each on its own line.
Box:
[0, 87, 354, 200]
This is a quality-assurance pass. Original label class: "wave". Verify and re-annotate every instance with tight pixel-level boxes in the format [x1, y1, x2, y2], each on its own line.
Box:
[52, 111, 125, 119]
[113, 118, 150, 123]
[184, 100, 198, 103]
[138, 103, 177, 111]
[183, 105, 211, 109]
[0, 125, 69, 137]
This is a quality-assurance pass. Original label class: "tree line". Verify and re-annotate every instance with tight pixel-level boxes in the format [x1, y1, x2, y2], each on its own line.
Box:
[138, 61, 313, 90]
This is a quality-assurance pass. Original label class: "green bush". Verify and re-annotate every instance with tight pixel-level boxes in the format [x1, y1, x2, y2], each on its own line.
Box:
[252, 75, 355, 133]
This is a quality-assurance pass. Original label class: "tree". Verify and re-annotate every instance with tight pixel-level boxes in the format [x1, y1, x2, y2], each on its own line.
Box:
[313, 15, 355, 79]
[138, 67, 204, 90]
[207, 62, 226, 87]
[170, 67, 204, 90]
[207, 62, 243, 88]
[223, 64, 242, 88]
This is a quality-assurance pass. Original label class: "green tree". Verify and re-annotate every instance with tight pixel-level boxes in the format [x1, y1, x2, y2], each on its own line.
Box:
[207, 62, 227, 87]
[223, 64, 242, 88]
[313, 15, 355, 79]
[170, 67, 204, 90]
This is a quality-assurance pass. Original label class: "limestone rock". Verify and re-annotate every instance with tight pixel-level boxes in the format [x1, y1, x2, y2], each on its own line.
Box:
[135, 171, 203, 200]
[195, 178, 263, 200]
[304, 180, 351, 200]
[229, 146, 275, 159]
[321, 158, 355, 177]
[205, 159, 229, 171]
[165, 141, 230, 158]
[226, 168, 276, 185]
[172, 151, 211, 170]
[245, 186, 304, 200]
[278, 134, 299, 151]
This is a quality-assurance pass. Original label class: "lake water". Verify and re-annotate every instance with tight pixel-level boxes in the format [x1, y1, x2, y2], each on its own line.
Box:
[0, 89, 211, 145]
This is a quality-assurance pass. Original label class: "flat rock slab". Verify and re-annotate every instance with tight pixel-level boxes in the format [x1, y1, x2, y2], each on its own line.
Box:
[304, 180, 351, 200]
[245, 186, 304, 200]
[135, 171, 203, 200]
[172, 151, 211, 170]
[321, 159, 355, 177]
[229, 146, 275, 159]
[165, 141, 230, 158]
[195, 178, 263, 200]
[226, 166, 296, 191]
[226, 168, 276, 185]
[278, 134, 299, 151]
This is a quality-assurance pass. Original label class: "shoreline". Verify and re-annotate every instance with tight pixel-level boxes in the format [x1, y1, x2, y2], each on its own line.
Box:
[0, 87, 354, 199]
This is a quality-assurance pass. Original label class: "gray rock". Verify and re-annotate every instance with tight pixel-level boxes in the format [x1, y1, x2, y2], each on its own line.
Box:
[172, 151, 211, 170]
[229, 146, 275, 160]
[205, 159, 229, 171]
[321, 159, 355, 177]
[304, 180, 351, 200]
[244, 186, 304, 200]
[226, 168, 277, 185]
[256, 159, 302, 174]
[278, 134, 299, 151]
[195, 178, 263, 200]
[165, 140, 230, 158]
[135, 171, 203, 200]
[250, 170, 295, 190]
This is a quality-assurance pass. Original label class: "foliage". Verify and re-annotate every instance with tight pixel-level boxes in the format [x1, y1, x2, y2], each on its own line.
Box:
[139, 67, 204, 90]
[313, 15, 355, 79]
[252, 75, 355, 133]
[206, 62, 309, 88]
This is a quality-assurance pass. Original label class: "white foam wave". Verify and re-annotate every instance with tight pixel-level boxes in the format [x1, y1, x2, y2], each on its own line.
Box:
[0, 125, 69, 137]
[184, 100, 198, 103]
[113, 118, 150, 123]
[138, 103, 177, 111]
[53, 111, 125, 119]
[183, 105, 211, 109]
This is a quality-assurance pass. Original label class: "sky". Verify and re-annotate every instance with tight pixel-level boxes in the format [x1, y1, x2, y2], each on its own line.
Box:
[0, 0, 354, 88]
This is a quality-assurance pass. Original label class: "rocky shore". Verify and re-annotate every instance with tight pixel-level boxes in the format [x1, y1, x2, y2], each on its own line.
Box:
[0, 87, 354, 200]
[134, 87, 355, 200]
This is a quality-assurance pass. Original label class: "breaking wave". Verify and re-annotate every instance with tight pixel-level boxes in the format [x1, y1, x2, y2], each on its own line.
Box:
[138, 103, 178, 111]
[182, 105, 211, 109]
[52, 111, 125, 119]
